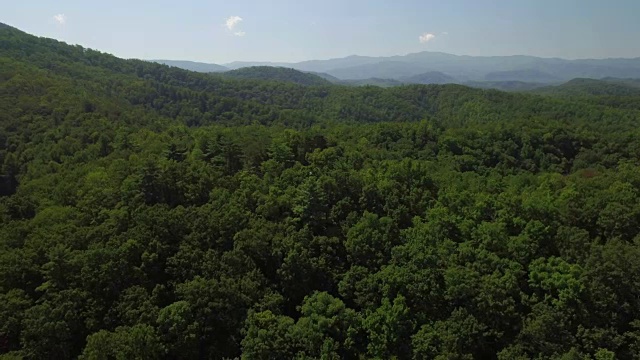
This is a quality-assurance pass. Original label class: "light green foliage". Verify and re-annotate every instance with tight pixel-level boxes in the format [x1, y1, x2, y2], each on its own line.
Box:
[528, 257, 584, 307]
[413, 308, 488, 360]
[80, 324, 165, 360]
[364, 295, 413, 359]
[241, 310, 296, 359]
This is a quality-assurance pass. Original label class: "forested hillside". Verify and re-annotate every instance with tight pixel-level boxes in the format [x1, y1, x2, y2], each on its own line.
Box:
[152, 60, 228, 73]
[532, 78, 640, 110]
[3, 23, 640, 359]
[219, 66, 332, 86]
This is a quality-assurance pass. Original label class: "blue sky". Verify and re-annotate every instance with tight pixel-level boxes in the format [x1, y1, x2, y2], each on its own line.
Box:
[3, 0, 640, 64]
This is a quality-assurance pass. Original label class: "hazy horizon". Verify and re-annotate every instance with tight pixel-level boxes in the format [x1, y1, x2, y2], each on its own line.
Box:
[3, 0, 640, 64]
[156, 51, 640, 67]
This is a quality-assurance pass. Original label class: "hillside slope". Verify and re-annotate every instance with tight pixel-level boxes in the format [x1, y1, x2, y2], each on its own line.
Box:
[534, 78, 640, 96]
[220, 66, 332, 86]
[531, 78, 640, 109]
[152, 60, 228, 72]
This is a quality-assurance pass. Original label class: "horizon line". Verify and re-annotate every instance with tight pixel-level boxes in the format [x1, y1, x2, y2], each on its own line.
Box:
[2, 21, 639, 66]
[150, 51, 640, 67]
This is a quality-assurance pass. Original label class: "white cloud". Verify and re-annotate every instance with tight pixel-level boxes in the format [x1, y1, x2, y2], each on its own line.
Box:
[225, 16, 243, 31]
[442, 31, 449, 35]
[419, 33, 436, 44]
[53, 14, 66, 25]
[225, 16, 245, 36]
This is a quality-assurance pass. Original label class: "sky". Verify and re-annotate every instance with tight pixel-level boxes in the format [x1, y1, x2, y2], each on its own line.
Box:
[2, 0, 640, 64]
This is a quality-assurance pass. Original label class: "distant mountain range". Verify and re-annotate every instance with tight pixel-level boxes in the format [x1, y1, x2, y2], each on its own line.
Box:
[400, 71, 458, 85]
[153, 52, 640, 85]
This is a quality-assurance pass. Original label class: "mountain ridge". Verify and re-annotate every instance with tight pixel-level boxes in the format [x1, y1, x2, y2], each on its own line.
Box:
[155, 51, 640, 83]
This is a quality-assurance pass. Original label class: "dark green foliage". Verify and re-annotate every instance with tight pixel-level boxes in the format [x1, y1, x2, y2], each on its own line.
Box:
[3, 23, 640, 359]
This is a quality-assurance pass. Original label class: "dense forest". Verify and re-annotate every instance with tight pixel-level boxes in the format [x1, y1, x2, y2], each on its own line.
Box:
[3, 23, 640, 359]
